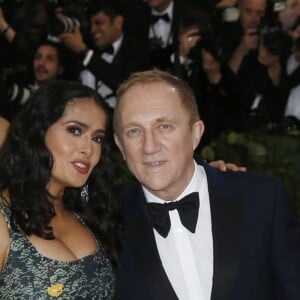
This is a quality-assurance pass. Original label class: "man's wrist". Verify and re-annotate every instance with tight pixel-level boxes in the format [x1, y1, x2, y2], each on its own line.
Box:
[78, 48, 89, 59]
[208, 73, 221, 84]
[1, 25, 10, 35]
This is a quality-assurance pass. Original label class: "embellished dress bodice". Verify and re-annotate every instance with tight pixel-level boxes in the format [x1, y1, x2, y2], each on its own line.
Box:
[0, 204, 115, 299]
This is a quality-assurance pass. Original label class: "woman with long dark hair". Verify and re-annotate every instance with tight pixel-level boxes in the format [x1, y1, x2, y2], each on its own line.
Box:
[0, 80, 121, 298]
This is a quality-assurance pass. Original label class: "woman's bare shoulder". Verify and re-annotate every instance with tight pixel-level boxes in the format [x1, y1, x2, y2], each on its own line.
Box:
[0, 206, 10, 271]
[0, 193, 10, 271]
[0, 116, 9, 147]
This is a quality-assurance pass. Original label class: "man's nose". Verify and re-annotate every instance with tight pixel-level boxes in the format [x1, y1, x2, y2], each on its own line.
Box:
[143, 130, 160, 154]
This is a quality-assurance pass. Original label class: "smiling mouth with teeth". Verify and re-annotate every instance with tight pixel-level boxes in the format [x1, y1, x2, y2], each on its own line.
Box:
[75, 162, 86, 168]
[72, 161, 90, 174]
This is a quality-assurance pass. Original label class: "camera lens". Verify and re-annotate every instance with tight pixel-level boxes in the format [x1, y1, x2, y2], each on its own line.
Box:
[49, 16, 80, 36]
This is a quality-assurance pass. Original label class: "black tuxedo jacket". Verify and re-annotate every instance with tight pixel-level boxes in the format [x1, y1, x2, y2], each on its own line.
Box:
[84, 34, 150, 92]
[115, 163, 300, 300]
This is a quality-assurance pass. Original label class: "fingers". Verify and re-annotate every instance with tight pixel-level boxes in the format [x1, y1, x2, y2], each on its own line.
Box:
[224, 163, 247, 172]
[209, 160, 227, 171]
[209, 160, 247, 172]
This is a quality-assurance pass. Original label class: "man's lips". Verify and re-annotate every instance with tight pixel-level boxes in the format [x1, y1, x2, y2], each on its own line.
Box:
[144, 160, 166, 167]
[93, 33, 102, 40]
[35, 68, 48, 74]
[71, 160, 91, 174]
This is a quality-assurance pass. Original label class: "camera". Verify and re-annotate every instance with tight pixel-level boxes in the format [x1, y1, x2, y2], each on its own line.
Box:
[256, 0, 288, 56]
[259, 24, 286, 55]
[0, 68, 34, 107]
[188, 22, 227, 64]
[49, 16, 80, 36]
[266, 0, 286, 16]
[178, 8, 227, 64]
[213, 5, 239, 24]
[6, 83, 33, 106]
[48, 0, 89, 37]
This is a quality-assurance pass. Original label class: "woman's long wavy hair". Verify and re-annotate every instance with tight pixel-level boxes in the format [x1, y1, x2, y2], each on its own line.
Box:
[0, 80, 122, 263]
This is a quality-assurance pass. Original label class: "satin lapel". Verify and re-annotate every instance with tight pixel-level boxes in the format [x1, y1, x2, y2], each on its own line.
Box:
[126, 187, 178, 300]
[206, 170, 244, 300]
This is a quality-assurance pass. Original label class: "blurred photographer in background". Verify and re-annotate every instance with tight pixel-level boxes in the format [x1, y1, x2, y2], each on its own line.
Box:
[217, 0, 267, 76]
[0, 0, 50, 82]
[0, 40, 65, 121]
[284, 35, 300, 124]
[241, 24, 291, 130]
[169, 7, 239, 147]
[281, 0, 300, 79]
[58, 0, 150, 110]
[278, 0, 300, 36]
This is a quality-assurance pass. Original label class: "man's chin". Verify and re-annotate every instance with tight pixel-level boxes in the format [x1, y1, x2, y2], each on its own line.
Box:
[36, 78, 50, 85]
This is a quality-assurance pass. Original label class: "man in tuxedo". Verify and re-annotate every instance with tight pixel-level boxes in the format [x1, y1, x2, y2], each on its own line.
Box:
[123, 0, 200, 70]
[59, 0, 149, 109]
[113, 69, 300, 300]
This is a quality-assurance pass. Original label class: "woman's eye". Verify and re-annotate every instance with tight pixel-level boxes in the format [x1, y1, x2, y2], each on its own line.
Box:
[67, 126, 81, 136]
[93, 136, 104, 144]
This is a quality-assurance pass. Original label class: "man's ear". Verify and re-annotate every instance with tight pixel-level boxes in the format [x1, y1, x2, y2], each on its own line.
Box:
[114, 132, 126, 160]
[192, 120, 205, 150]
[114, 15, 124, 31]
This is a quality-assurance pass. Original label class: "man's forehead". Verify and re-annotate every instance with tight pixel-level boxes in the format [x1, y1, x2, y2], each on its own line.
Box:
[239, 0, 266, 8]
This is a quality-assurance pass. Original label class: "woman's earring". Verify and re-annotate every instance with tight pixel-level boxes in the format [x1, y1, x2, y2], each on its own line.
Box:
[81, 184, 89, 202]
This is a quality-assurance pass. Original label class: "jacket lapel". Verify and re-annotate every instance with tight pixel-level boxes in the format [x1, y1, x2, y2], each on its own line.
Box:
[125, 186, 178, 300]
[205, 166, 244, 300]
[124, 164, 244, 300]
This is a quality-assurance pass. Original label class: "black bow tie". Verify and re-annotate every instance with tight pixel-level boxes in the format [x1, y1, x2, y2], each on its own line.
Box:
[147, 192, 199, 238]
[150, 13, 170, 24]
[99, 44, 114, 55]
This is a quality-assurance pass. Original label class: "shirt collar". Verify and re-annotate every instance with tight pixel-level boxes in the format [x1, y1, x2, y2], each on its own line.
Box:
[112, 34, 123, 55]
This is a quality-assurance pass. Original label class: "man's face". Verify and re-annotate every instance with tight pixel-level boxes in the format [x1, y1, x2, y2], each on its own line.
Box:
[279, 0, 300, 32]
[33, 45, 62, 84]
[90, 11, 122, 48]
[114, 82, 204, 200]
[238, 0, 266, 31]
[147, 0, 172, 12]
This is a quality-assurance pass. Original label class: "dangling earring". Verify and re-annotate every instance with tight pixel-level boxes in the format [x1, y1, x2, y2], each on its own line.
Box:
[81, 184, 89, 202]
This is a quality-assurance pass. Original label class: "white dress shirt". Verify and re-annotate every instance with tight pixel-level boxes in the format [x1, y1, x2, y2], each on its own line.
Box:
[287, 53, 300, 76]
[80, 36, 123, 108]
[149, 1, 173, 48]
[143, 161, 214, 300]
[284, 85, 300, 120]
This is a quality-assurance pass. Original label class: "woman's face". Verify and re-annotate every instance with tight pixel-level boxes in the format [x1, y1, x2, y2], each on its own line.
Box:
[258, 45, 279, 66]
[45, 97, 107, 197]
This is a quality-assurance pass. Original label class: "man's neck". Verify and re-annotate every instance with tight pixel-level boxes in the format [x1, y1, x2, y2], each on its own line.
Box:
[153, 0, 173, 13]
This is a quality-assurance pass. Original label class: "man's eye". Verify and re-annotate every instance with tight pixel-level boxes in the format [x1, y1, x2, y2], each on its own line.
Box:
[67, 126, 81, 136]
[159, 124, 170, 130]
[127, 128, 141, 137]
